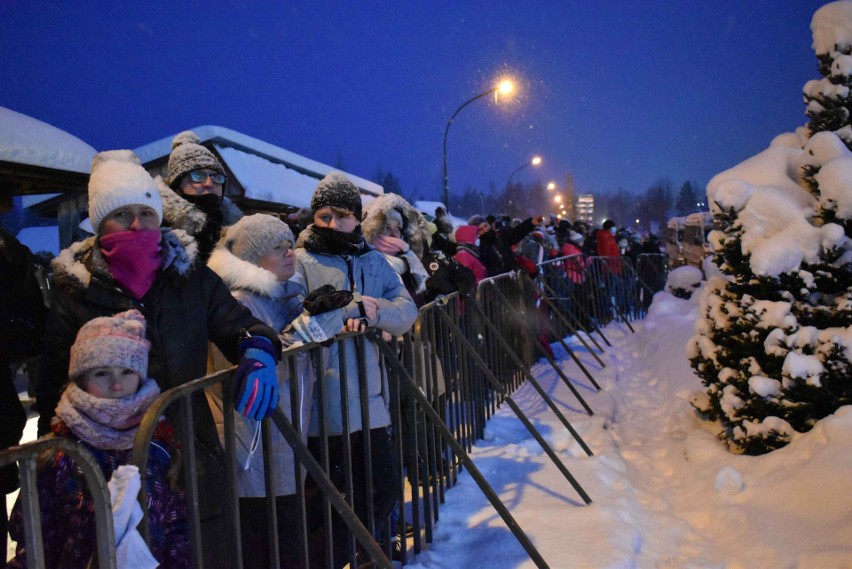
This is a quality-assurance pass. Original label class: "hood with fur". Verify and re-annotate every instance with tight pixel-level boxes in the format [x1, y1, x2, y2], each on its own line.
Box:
[52, 228, 198, 294]
[361, 194, 430, 259]
[207, 243, 289, 299]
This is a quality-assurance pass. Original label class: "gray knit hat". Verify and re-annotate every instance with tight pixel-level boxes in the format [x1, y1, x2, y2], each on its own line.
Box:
[166, 131, 225, 189]
[310, 172, 363, 219]
[221, 213, 294, 265]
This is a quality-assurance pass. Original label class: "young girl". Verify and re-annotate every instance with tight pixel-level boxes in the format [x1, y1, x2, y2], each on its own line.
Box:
[8, 310, 189, 569]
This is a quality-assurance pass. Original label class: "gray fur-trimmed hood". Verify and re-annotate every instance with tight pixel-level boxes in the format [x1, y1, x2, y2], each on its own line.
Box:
[361, 193, 430, 259]
[155, 175, 244, 236]
[51, 228, 199, 293]
[207, 243, 290, 299]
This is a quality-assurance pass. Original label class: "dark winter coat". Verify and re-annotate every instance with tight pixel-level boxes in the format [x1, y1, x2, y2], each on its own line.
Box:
[0, 228, 47, 494]
[7, 420, 188, 569]
[35, 228, 279, 435]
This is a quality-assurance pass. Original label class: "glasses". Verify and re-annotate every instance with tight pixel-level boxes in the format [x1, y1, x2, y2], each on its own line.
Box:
[188, 171, 226, 184]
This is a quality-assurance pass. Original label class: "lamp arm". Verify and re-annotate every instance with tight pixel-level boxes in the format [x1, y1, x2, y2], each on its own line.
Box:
[443, 86, 500, 211]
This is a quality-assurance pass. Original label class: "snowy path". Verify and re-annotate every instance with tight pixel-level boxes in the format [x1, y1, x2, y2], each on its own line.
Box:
[407, 293, 852, 569]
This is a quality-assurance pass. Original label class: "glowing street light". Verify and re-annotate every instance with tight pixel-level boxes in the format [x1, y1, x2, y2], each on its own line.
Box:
[554, 194, 563, 204]
[505, 155, 543, 190]
[442, 78, 515, 211]
[547, 182, 556, 191]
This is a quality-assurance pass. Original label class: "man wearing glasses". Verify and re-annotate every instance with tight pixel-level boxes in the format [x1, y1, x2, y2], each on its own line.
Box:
[160, 130, 245, 260]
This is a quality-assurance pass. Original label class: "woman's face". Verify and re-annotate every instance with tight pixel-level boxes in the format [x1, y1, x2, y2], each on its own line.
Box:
[380, 218, 402, 238]
[257, 239, 295, 281]
[80, 367, 141, 399]
[179, 169, 225, 197]
[313, 206, 359, 234]
[100, 205, 160, 235]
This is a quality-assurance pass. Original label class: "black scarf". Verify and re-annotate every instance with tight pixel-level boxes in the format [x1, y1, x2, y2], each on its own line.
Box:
[302, 225, 370, 257]
[180, 194, 225, 260]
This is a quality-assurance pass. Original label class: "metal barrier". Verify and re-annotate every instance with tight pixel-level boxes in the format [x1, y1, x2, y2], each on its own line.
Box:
[1, 437, 117, 569]
[4, 260, 629, 569]
[538, 253, 669, 328]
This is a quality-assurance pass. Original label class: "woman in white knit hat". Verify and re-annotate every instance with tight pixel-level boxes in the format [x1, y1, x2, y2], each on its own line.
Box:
[35, 150, 282, 568]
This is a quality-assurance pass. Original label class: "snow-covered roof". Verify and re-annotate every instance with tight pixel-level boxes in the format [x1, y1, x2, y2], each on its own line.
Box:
[0, 106, 96, 174]
[134, 125, 383, 207]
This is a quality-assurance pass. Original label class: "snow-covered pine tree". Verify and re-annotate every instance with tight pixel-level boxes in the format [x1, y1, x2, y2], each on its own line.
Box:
[689, 1, 852, 455]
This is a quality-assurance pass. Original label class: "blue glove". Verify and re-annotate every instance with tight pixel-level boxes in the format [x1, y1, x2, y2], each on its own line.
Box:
[234, 336, 279, 420]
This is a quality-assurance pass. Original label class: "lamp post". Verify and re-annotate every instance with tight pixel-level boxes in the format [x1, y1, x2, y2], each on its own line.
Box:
[505, 155, 542, 191]
[443, 79, 513, 212]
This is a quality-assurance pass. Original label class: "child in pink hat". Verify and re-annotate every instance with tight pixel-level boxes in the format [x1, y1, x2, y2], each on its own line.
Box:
[8, 310, 189, 569]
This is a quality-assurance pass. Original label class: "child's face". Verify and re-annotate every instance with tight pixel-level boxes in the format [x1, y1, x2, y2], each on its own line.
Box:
[314, 206, 359, 234]
[81, 367, 141, 399]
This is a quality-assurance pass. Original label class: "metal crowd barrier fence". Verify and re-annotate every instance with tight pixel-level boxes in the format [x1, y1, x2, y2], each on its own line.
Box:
[4, 267, 619, 569]
[1, 437, 117, 569]
[538, 253, 669, 329]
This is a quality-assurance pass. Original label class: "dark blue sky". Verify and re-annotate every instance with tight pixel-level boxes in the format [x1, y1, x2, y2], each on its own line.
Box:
[1, 1, 829, 206]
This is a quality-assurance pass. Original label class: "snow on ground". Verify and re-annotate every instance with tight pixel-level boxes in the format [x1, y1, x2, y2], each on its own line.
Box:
[8, 288, 852, 567]
[407, 289, 852, 569]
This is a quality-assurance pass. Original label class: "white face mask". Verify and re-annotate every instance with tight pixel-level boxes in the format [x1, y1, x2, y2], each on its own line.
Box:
[474, 238, 480, 247]
[609, 227, 617, 235]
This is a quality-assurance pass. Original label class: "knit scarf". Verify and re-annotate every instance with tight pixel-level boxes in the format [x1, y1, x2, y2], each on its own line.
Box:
[302, 225, 370, 256]
[99, 230, 162, 299]
[55, 377, 161, 450]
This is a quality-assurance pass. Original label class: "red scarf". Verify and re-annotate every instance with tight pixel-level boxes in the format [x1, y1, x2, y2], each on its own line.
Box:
[99, 230, 162, 299]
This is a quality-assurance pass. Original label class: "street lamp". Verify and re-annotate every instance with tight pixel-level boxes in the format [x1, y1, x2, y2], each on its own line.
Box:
[547, 182, 556, 191]
[443, 79, 514, 212]
[505, 155, 542, 190]
[554, 194, 563, 204]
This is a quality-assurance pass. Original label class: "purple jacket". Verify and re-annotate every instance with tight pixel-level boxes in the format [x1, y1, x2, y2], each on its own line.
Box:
[8, 421, 189, 569]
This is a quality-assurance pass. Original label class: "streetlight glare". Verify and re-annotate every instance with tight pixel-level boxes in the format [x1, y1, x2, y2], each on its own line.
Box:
[498, 79, 514, 95]
[531, 156, 542, 166]
[547, 182, 556, 191]
[554, 195, 562, 203]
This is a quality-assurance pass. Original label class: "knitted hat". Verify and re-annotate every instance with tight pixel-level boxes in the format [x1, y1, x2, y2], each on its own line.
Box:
[221, 213, 294, 265]
[310, 172, 363, 219]
[88, 150, 163, 234]
[603, 219, 616, 231]
[467, 214, 486, 226]
[69, 309, 150, 380]
[166, 130, 225, 189]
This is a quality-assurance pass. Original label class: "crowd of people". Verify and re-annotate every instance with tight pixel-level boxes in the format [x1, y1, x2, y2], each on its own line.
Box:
[1, 130, 665, 568]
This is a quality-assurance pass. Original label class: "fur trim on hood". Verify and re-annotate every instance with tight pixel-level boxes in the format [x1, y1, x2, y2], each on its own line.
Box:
[52, 228, 198, 294]
[207, 244, 289, 299]
[155, 175, 243, 236]
[361, 194, 430, 259]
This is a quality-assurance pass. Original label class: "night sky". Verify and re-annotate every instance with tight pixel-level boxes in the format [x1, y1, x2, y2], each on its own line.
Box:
[0, 1, 830, 207]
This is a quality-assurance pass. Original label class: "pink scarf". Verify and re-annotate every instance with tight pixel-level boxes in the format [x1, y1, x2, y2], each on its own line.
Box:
[55, 377, 161, 450]
[99, 230, 162, 299]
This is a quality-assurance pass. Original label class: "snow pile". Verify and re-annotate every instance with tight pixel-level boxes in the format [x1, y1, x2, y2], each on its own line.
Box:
[0, 106, 96, 173]
[405, 292, 852, 568]
[664, 265, 703, 299]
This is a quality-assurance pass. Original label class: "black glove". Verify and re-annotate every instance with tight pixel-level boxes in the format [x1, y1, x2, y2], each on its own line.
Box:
[303, 284, 354, 315]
